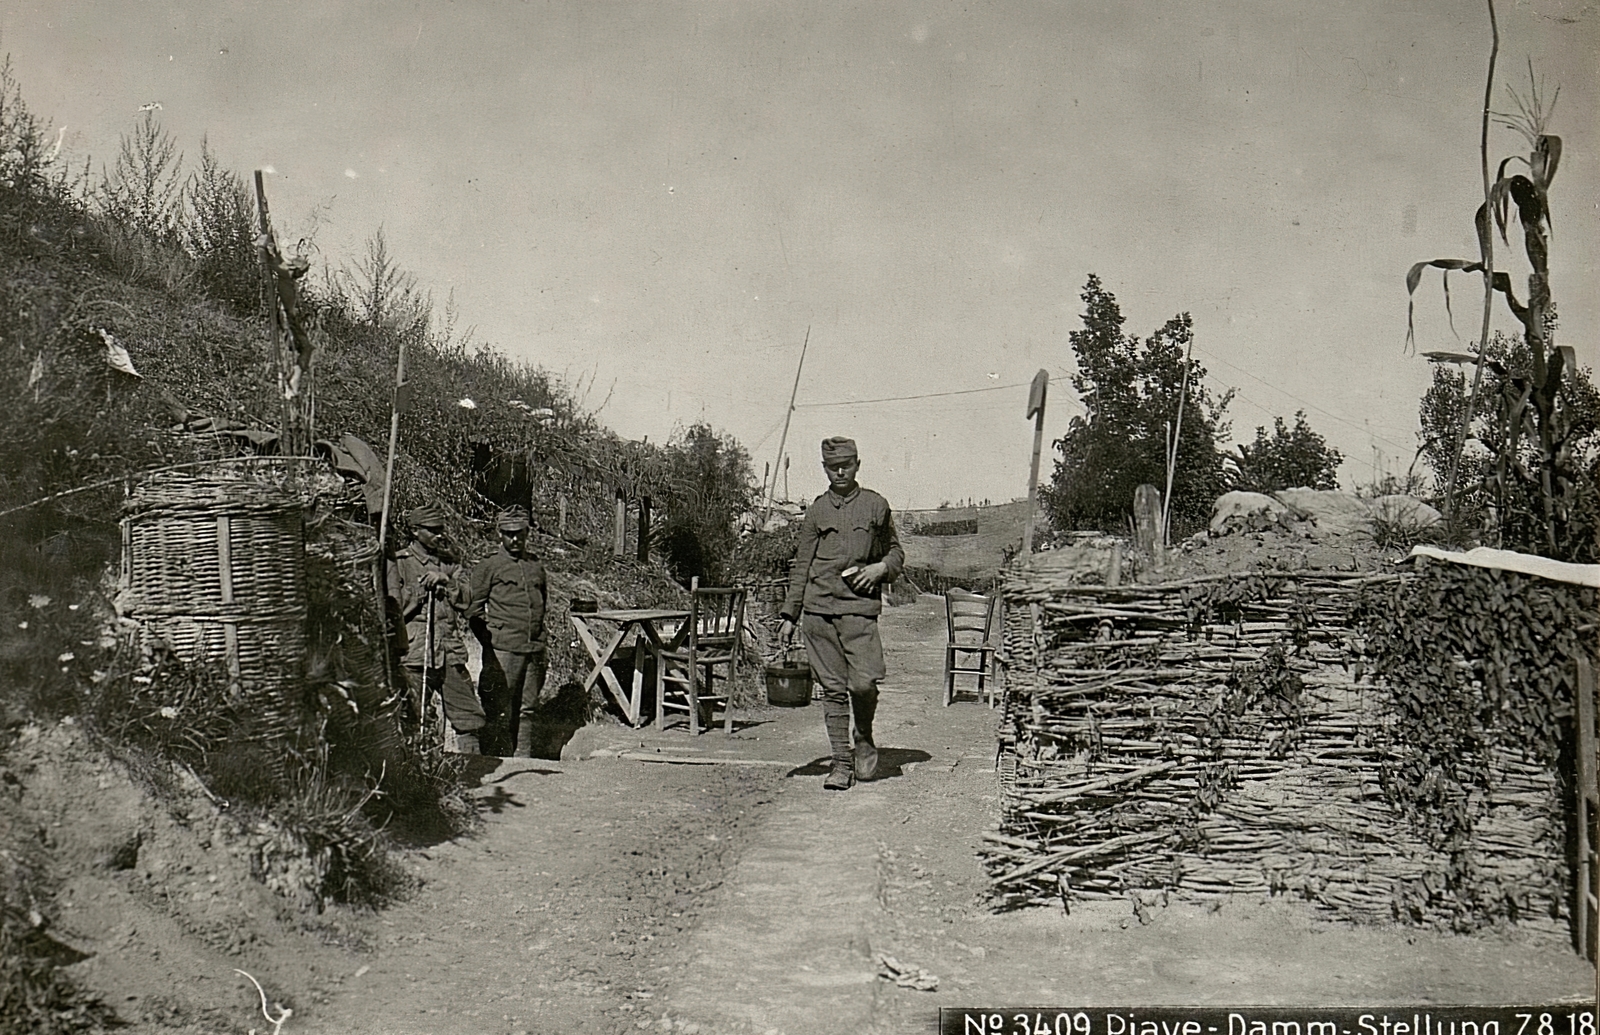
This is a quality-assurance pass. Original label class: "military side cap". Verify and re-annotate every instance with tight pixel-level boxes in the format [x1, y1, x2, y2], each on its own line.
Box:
[820, 437, 858, 461]
[496, 507, 531, 532]
[403, 505, 446, 529]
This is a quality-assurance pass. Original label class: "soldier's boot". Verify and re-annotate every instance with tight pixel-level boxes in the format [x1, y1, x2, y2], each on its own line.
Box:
[823, 701, 854, 790]
[516, 713, 540, 759]
[851, 689, 879, 782]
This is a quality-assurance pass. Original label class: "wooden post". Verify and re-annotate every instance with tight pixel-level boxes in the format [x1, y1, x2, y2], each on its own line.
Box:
[373, 335, 409, 701]
[253, 171, 293, 451]
[1021, 369, 1049, 560]
[637, 496, 651, 562]
[613, 492, 627, 558]
[1577, 653, 1597, 962]
[1133, 483, 1164, 573]
[376, 338, 409, 557]
[1107, 542, 1123, 587]
[1160, 333, 1195, 547]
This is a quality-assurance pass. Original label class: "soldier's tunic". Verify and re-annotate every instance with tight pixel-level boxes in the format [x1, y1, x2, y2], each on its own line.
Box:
[780, 485, 905, 739]
[467, 544, 548, 756]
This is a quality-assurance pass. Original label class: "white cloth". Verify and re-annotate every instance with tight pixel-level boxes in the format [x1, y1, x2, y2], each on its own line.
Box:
[1407, 545, 1600, 588]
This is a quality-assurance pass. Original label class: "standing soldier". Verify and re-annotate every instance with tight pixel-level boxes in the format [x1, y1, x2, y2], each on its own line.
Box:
[387, 505, 487, 754]
[468, 506, 548, 757]
[778, 437, 905, 790]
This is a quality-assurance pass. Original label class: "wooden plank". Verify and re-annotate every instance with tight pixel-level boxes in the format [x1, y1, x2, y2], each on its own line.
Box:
[216, 515, 240, 684]
[613, 751, 792, 767]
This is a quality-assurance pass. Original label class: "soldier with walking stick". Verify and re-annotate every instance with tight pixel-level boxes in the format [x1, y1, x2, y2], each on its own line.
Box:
[387, 506, 487, 753]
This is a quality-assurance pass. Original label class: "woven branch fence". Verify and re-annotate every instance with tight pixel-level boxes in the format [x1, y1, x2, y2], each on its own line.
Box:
[987, 568, 1567, 936]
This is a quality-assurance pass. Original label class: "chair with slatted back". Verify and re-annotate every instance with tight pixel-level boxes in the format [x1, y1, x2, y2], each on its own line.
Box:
[944, 588, 998, 707]
[656, 578, 747, 734]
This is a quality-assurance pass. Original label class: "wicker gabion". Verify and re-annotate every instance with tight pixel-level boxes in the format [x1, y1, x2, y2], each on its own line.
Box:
[120, 472, 309, 747]
[987, 566, 1568, 936]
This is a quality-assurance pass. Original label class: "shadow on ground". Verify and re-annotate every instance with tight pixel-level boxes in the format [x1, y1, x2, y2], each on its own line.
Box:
[787, 747, 932, 780]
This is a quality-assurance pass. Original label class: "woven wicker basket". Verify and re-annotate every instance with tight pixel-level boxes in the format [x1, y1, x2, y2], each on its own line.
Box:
[121, 473, 308, 703]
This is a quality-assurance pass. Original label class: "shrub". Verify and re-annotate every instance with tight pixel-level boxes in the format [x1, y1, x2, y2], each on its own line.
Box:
[1232, 410, 1343, 493]
[654, 423, 758, 585]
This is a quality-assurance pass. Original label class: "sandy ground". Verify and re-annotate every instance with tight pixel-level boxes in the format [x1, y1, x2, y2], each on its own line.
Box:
[14, 595, 1595, 1035]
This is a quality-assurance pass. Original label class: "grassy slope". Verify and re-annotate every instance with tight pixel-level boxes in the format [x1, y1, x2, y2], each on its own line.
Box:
[0, 171, 693, 1032]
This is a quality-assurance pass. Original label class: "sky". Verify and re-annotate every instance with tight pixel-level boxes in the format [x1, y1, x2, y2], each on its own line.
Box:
[5, 0, 1597, 510]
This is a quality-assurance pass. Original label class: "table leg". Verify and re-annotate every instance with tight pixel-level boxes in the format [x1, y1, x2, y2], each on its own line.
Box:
[629, 636, 649, 727]
[571, 615, 633, 721]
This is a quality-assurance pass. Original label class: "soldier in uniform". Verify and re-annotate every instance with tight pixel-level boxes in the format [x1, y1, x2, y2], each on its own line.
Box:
[468, 507, 549, 757]
[778, 437, 905, 790]
[387, 505, 487, 754]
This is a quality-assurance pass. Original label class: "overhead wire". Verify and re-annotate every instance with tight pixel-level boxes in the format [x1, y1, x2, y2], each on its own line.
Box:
[769, 346, 1418, 483]
[794, 372, 1087, 413]
[794, 379, 1033, 408]
[1189, 343, 1417, 454]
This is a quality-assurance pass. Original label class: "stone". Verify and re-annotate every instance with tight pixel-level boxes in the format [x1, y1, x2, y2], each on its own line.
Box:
[1272, 489, 1373, 537]
[1372, 494, 1442, 529]
[1208, 492, 1289, 535]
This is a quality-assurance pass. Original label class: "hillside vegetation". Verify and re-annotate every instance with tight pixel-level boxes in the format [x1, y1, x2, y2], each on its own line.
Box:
[0, 65, 759, 1033]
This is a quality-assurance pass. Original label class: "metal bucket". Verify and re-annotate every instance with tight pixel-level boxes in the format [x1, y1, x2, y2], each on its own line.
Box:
[764, 646, 811, 707]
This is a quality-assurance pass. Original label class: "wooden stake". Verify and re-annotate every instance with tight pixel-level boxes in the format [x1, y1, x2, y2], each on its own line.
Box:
[253, 171, 292, 448]
[376, 336, 409, 556]
[637, 496, 651, 562]
[614, 492, 627, 558]
[1133, 484, 1163, 573]
[1160, 332, 1194, 547]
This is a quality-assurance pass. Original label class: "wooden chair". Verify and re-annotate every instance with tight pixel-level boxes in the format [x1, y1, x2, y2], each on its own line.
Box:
[944, 588, 998, 707]
[656, 579, 747, 734]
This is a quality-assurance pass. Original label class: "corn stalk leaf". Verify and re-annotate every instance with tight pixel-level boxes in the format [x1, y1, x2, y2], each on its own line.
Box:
[1534, 133, 1560, 188]
[1405, 258, 1483, 350]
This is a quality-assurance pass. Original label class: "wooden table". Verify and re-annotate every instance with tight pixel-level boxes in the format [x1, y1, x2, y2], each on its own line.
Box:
[568, 608, 689, 727]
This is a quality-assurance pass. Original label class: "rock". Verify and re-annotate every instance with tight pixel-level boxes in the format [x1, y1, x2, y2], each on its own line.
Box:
[1372, 494, 1441, 529]
[104, 832, 141, 871]
[1208, 492, 1290, 535]
[1272, 489, 1373, 537]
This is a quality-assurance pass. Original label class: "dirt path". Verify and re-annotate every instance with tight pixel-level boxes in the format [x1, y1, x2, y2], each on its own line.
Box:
[42, 595, 1590, 1034]
[283, 596, 1591, 1035]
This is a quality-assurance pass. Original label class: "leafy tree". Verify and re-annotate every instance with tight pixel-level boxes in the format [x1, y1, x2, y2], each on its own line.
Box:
[1419, 331, 1599, 562]
[656, 423, 758, 585]
[1044, 275, 1231, 535]
[1233, 410, 1343, 493]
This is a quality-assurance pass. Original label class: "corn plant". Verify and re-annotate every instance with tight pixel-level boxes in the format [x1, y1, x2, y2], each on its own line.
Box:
[1406, 0, 1577, 557]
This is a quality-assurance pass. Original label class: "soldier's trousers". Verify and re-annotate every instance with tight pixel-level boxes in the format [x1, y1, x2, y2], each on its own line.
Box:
[481, 646, 547, 757]
[405, 663, 486, 750]
[800, 612, 883, 766]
